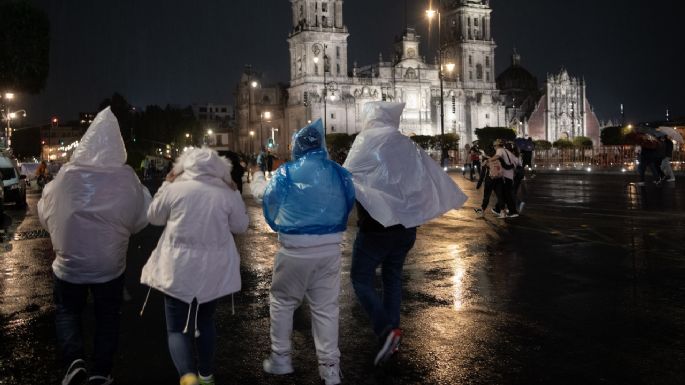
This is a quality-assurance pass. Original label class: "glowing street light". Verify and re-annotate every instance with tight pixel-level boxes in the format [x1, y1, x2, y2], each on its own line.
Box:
[426, 6, 454, 167]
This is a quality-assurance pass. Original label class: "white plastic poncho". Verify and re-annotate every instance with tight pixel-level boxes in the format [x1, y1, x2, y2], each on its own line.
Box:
[38, 107, 152, 284]
[141, 147, 249, 304]
[343, 102, 467, 228]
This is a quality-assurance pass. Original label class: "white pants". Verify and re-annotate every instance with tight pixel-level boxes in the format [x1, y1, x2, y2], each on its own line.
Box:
[269, 246, 341, 365]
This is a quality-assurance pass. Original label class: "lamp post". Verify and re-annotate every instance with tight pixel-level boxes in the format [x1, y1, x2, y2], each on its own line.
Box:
[260, 111, 271, 151]
[249, 79, 258, 153]
[249, 130, 255, 155]
[426, 8, 455, 167]
[1, 92, 18, 149]
[312, 43, 329, 135]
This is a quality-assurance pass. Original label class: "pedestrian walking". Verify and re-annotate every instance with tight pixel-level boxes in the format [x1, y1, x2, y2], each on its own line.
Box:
[37, 107, 151, 385]
[492, 139, 520, 218]
[140, 147, 248, 385]
[266, 150, 276, 177]
[474, 146, 501, 217]
[660, 136, 676, 182]
[343, 102, 466, 366]
[510, 146, 528, 214]
[256, 148, 266, 174]
[259, 119, 355, 385]
[637, 144, 662, 186]
[469, 145, 482, 181]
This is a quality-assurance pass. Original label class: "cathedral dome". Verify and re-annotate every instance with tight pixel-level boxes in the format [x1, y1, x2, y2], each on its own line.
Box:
[496, 50, 537, 92]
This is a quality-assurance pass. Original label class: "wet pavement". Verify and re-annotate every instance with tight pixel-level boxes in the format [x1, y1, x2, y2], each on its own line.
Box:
[1, 173, 684, 385]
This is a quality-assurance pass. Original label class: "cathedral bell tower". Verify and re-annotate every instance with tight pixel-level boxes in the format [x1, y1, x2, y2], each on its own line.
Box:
[288, 0, 349, 85]
[441, 0, 496, 90]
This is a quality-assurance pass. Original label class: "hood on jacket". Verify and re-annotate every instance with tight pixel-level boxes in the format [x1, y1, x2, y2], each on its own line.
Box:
[361, 102, 405, 131]
[291, 119, 328, 160]
[172, 147, 233, 183]
[70, 107, 127, 167]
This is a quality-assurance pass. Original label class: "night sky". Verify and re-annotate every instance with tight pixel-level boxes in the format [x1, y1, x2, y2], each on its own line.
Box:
[22, 0, 683, 126]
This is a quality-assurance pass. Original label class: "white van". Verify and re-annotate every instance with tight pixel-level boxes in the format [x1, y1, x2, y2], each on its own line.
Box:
[0, 154, 27, 208]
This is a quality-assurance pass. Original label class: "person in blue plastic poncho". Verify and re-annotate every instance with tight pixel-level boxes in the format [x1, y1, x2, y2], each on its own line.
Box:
[261, 119, 355, 385]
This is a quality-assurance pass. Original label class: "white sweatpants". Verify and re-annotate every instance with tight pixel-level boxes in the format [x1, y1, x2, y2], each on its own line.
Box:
[269, 245, 341, 365]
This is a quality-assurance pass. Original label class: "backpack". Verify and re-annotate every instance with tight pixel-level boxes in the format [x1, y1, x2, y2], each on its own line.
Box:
[488, 157, 503, 179]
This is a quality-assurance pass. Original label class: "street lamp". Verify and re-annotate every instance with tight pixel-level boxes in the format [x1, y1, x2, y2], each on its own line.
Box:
[426, 7, 455, 167]
[312, 43, 334, 135]
[249, 130, 255, 155]
[260, 111, 271, 150]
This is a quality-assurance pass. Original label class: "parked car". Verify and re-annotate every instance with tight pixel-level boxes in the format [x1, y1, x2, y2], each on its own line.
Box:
[0, 154, 27, 208]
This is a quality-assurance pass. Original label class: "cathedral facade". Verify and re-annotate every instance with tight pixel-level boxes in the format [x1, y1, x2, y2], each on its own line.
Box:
[284, 0, 505, 146]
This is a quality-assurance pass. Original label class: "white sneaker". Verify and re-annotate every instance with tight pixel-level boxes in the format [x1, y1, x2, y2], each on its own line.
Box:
[62, 359, 87, 385]
[318, 363, 342, 385]
[263, 352, 294, 375]
[474, 208, 484, 217]
[518, 202, 526, 214]
[667, 178, 676, 182]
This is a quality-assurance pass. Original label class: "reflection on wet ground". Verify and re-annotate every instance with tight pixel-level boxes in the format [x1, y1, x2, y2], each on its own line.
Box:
[1, 174, 684, 384]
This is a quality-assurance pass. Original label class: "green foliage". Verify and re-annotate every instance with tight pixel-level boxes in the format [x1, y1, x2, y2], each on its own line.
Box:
[573, 136, 593, 148]
[410, 135, 433, 150]
[326, 133, 355, 164]
[534, 140, 552, 150]
[475, 127, 516, 149]
[0, 1, 50, 93]
[437, 133, 460, 151]
[600, 126, 626, 145]
[553, 139, 574, 149]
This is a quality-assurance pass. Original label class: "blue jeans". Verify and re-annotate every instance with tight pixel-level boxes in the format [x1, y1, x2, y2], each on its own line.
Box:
[164, 296, 217, 377]
[350, 228, 417, 338]
[53, 273, 124, 376]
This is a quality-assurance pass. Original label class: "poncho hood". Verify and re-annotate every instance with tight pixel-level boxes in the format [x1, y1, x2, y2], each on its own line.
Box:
[70, 107, 127, 167]
[172, 147, 233, 184]
[361, 102, 405, 131]
[292, 119, 328, 160]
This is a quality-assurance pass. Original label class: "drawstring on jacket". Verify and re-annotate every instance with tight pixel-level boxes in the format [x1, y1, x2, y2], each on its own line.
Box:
[182, 299, 201, 338]
[139, 287, 152, 316]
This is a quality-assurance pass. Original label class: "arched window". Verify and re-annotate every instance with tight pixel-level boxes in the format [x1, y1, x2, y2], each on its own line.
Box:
[476, 64, 483, 80]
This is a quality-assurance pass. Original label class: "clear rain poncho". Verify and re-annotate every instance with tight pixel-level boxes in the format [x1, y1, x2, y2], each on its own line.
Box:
[262, 119, 355, 235]
[38, 107, 151, 284]
[343, 102, 467, 228]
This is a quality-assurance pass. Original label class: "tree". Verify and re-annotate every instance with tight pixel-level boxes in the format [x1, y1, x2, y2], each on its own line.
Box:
[474, 127, 516, 149]
[410, 135, 433, 150]
[326, 133, 355, 164]
[553, 139, 574, 149]
[572, 136, 593, 148]
[600, 126, 626, 145]
[437, 133, 460, 151]
[0, 1, 50, 93]
[534, 140, 552, 150]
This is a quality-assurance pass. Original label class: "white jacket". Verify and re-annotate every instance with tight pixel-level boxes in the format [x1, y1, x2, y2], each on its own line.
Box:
[141, 148, 249, 304]
[38, 107, 151, 284]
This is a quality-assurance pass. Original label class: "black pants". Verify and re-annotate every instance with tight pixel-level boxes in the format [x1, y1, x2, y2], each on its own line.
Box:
[494, 178, 518, 214]
[480, 178, 499, 210]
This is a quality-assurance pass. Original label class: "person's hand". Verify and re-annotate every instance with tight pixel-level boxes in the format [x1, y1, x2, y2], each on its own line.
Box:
[165, 171, 179, 182]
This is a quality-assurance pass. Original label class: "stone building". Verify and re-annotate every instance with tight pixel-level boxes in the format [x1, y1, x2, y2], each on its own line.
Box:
[235, 0, 505, 157]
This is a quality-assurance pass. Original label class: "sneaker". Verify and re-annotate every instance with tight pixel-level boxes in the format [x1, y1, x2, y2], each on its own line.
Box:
[506, 213, 519, 218]
[474, 208, 484, 217]
[198, 374, 215, 385]
[374, 328, 401, 366]
[518, 202, 525, 214]
[62, 359, 87, 385]
[318, 363, 342, 385]
[263, 352, 294, 375]
[490, 208, 501, 216]
[180, 373, 199, 385]
[667, 178, 676, 182]
[88, 376, 114, 385]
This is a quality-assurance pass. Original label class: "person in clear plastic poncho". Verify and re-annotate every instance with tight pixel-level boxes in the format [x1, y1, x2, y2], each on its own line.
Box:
[38, 107, 151, 385]
[261, 119, 354, 385]
[343, 101, 467, 366]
